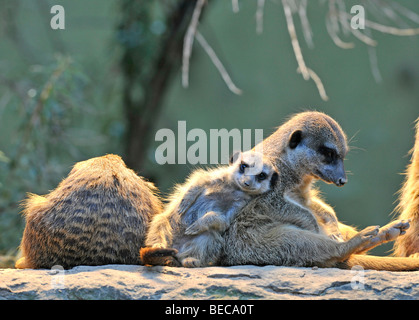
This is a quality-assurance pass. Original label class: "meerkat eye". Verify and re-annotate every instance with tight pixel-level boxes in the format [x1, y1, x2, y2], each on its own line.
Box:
[257, 172, 267, 181]
[239, 163, 248, 173]
[318, 146, 337, 163]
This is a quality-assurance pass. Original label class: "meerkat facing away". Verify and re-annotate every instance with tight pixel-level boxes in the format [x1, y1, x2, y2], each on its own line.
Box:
[15, 154, 162, 269]
[394, 118, 419, 258]
[141, 150, 278, 267]
[219, 111, 417, 271]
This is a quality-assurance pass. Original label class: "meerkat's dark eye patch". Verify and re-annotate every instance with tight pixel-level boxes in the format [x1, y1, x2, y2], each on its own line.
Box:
[270, 172, 279, 188]
[318, 146, 337, 163]
[257, 172, 267, 181]
[239, 162, 248, 173]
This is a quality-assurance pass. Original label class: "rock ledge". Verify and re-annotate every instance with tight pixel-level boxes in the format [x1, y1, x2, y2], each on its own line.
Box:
[1, 264, 419, 300]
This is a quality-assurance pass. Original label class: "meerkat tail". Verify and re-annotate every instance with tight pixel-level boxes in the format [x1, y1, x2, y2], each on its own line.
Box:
[139, 247, 180, 267]
[342, 255, 419, 271]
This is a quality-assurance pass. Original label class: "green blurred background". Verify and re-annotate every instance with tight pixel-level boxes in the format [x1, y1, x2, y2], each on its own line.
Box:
[0, 0, 418, 266]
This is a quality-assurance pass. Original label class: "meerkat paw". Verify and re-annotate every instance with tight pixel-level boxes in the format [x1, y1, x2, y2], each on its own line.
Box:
[152, 243, 166, 249]
[345, 225, 380, 254]
[350, 221, 410, 254]
[378, 219, 410, 241]
[185, 224, 204, 236]
[357, 225, 380, 239]
[409, 253, 419, 259]
[178, 201, 189, 215]
[330, 232, 344, 242]
[182, 257, 203, 268]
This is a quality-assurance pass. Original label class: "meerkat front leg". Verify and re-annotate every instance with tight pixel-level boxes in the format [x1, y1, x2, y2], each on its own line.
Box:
[352, 219, 410, 254]
[340, 225, 381, 258]
[182, 257, 203, 268]
[310, 197, 343, 241]
[185, 211, 229, 235]
[178, 185, 205, 215]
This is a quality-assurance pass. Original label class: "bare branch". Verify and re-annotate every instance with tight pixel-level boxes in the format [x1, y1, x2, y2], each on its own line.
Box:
[232, 0, 239, 13]
[326, 15, 355, 49]
[390, 1, 419, 25]
[340, 11, 419, 36]
[282, 0, 309, 81]
[182, 0, 419, 102]
[326, 0, 354, 49]
[195, 31, 242, 95]
[366, 36, 382, 83]
[297, 67, 329, 101]
[348, 24, 377, 46]
[256, 0, 265, 35]
[335, 0, 351, 37]
[282, 0, 328, 100]
[298, 0, 314, 48]
[182, 0, 206, 89]
[366, 18, 419, 36]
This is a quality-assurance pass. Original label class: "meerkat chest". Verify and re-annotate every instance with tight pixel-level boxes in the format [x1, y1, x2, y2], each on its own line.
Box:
[284, 191, 310, 211]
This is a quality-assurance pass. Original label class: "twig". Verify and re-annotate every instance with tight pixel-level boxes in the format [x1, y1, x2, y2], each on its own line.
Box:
[340, 11, 419, 36]
[195, 31, 242, 95]
[182, 0, 206, 89]
[298, 0, 314, 48]
[348, 24, 377, 46]
[326, 14, 355, 49]
[297, 67, 329, 101]
[390, 1, 419, 25]
[256, 0, 265, 34]
[282, 0, 309, 80]
[326, 0, 354, 49]
[335, 0, 351, 37]
[366, 18, 419, 36]
[366, 29, 382, 83]
[282, 0, 328, 101]
[380, 1, 409, 28]
[232, 0, 239, 13]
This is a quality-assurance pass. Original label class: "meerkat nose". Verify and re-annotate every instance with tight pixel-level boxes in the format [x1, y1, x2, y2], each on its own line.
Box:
[337, 177, 347, 186]
[244, 182, 250, 186]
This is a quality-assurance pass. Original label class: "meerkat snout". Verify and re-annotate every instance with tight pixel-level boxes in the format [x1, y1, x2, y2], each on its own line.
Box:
[336, 177, 347, 187]
[329, 163, 347, 187]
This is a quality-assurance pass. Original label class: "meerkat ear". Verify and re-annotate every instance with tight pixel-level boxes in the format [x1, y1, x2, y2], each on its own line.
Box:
[289, 130, 303, 149]
[229, 151, 242, 165]
[270, 172, 279, 188]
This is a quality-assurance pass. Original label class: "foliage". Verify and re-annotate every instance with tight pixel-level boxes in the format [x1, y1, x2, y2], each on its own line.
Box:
[0, 55, 122, 255]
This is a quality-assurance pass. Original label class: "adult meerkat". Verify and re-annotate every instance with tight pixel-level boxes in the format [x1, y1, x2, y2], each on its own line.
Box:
[394, 118, 419, 258]
[141, 150, 279, 267]
[15, 154, 162, 269]
[219, 111, 419, 271]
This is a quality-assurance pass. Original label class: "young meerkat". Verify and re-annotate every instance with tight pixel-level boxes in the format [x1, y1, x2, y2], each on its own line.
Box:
[394, 117, 419, 258]
[141, 150, 278, 267]
[219, 111, 418, 271]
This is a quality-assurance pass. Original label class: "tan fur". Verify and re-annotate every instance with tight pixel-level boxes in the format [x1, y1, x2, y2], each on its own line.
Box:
[394, 118, 419, 257]
[219, 111, 419, 271]
[142, 151, 278, 267]
[15, 154, 162, 269]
